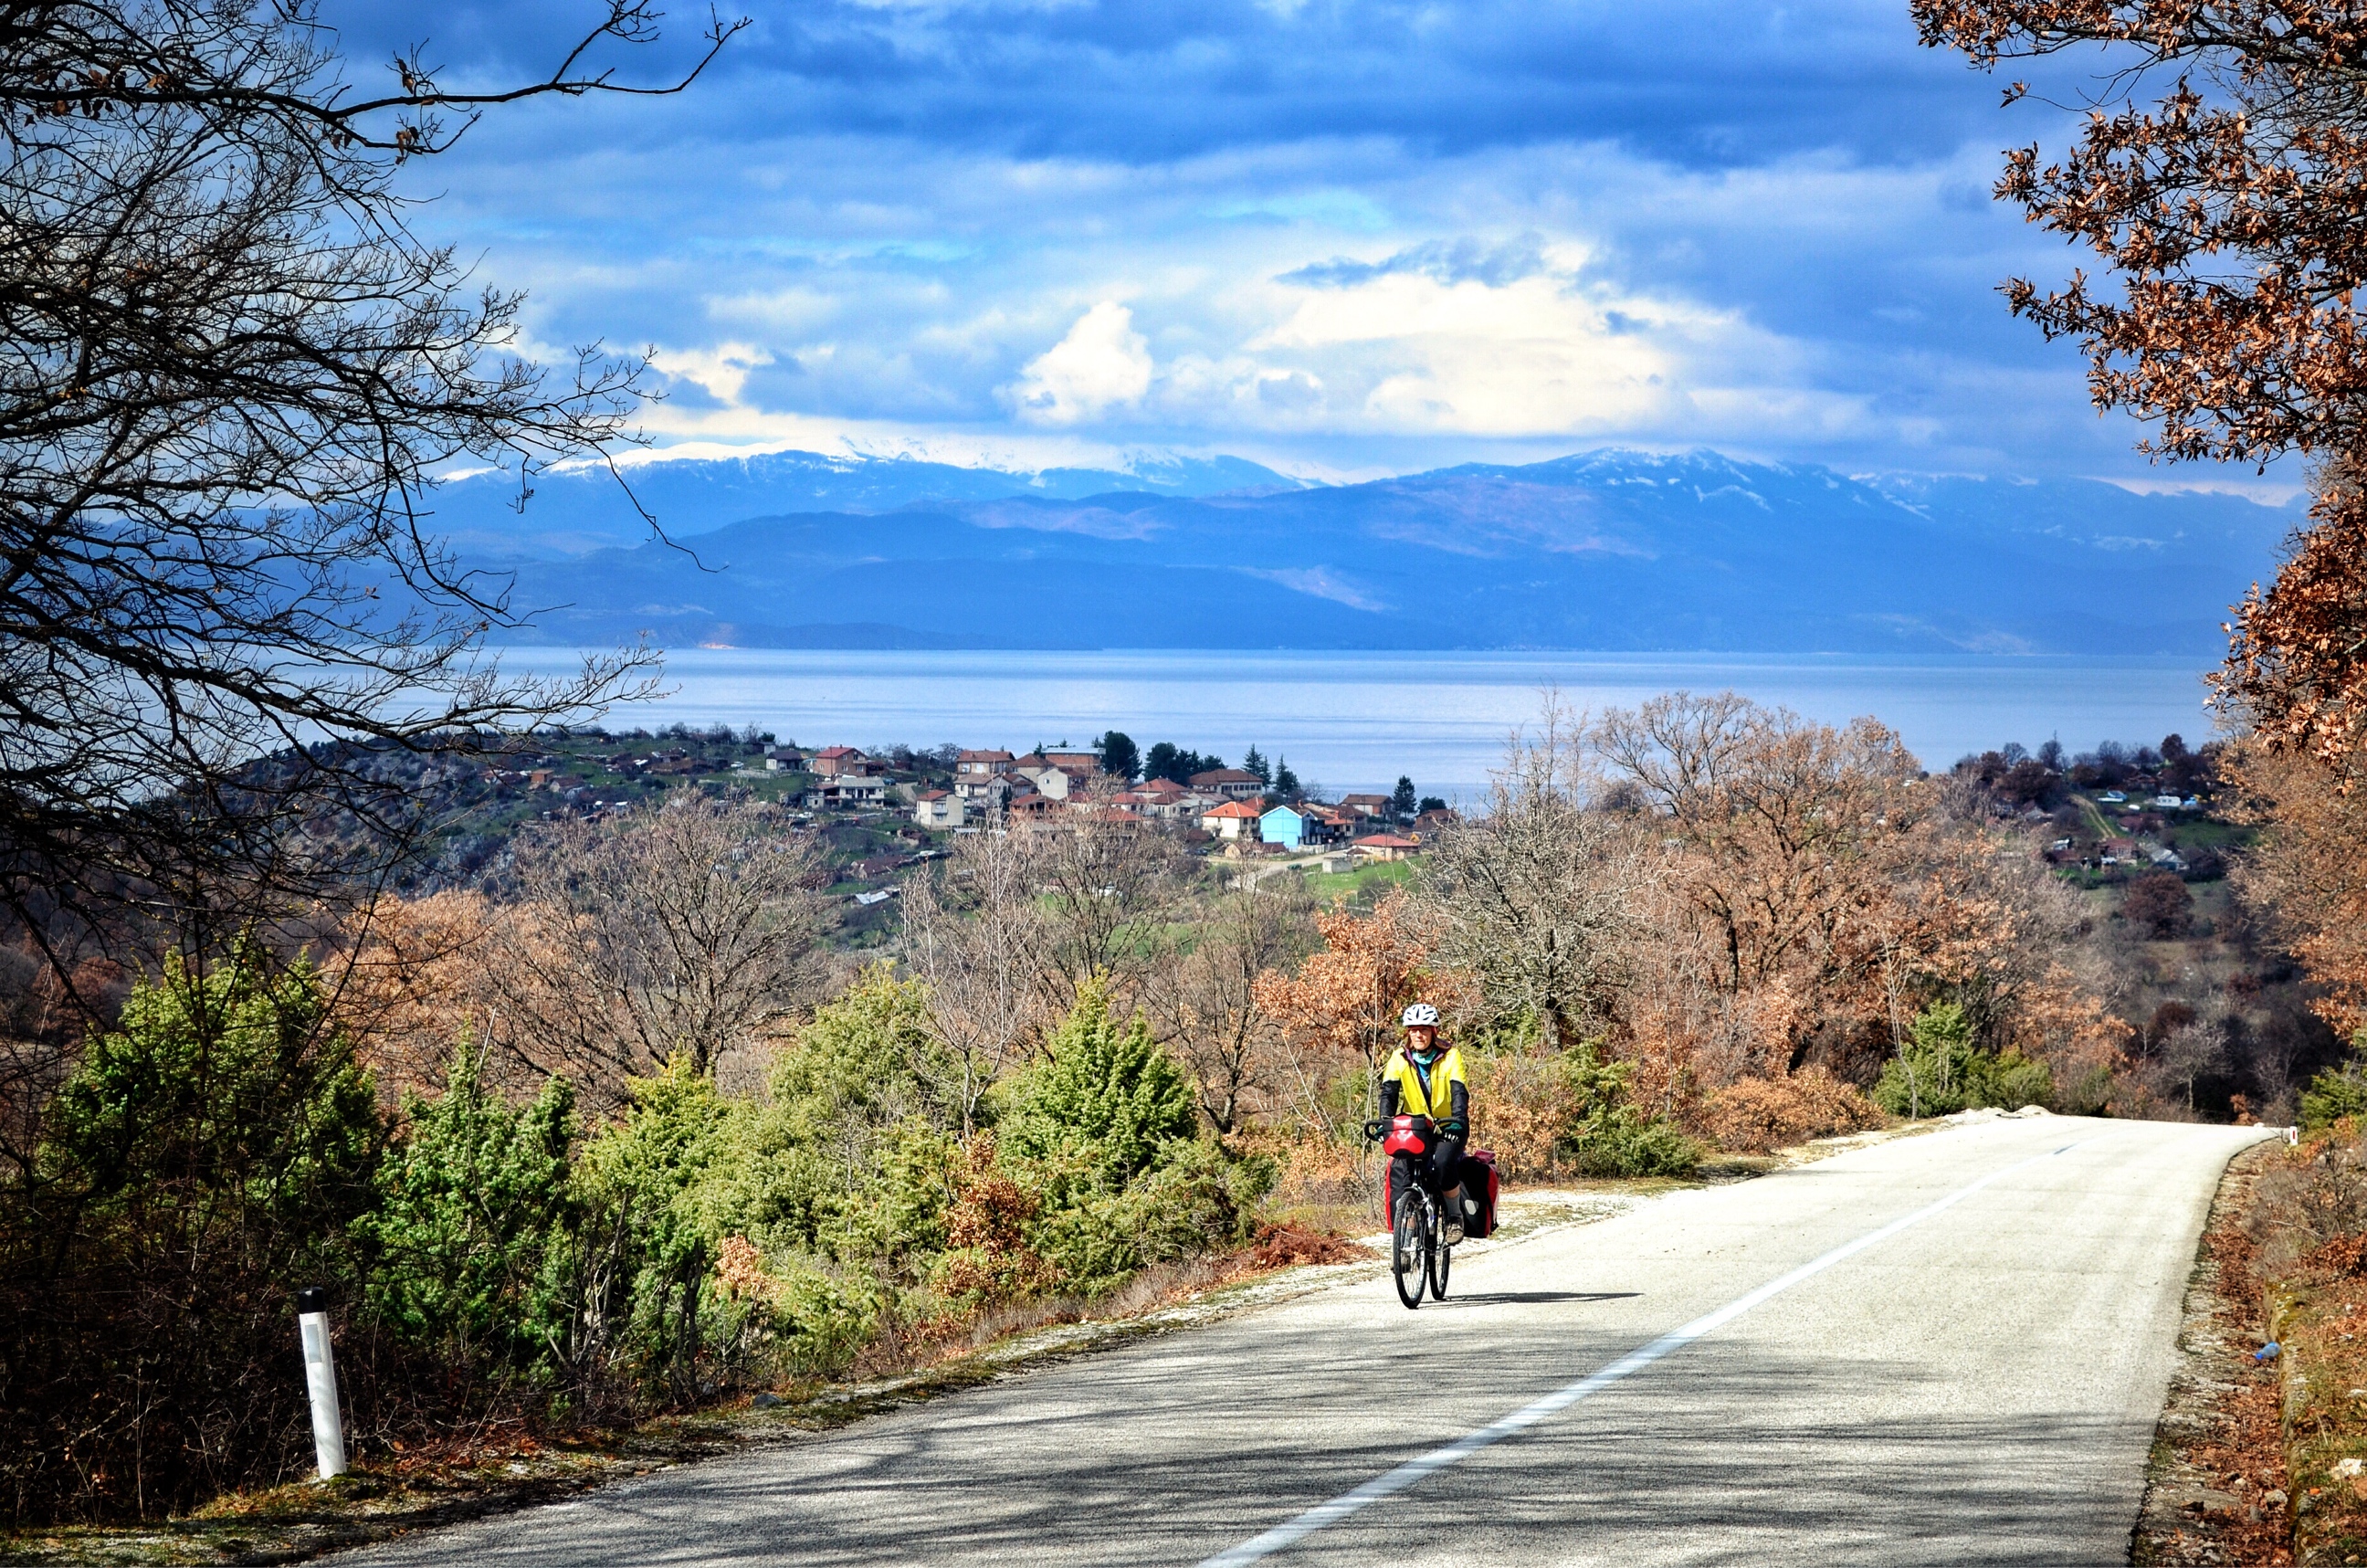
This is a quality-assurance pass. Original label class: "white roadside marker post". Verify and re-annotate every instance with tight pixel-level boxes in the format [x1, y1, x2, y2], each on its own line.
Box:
[295, 1287, 348, 1479]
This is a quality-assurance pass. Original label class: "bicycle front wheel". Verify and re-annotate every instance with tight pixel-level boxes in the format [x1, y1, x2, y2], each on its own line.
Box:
[1392, 1187, 1427, 1309]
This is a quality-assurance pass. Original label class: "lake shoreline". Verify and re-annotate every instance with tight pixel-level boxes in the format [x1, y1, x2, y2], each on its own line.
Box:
[487, 647, 2221, 801]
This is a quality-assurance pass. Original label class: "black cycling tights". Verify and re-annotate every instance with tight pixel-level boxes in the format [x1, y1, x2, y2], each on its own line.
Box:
[1390, 1137, 1470, 1218]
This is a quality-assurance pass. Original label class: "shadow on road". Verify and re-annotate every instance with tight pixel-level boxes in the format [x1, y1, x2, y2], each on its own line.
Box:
[343, 1315, 2149, 1568]
[1422, 1289, 1639, 1306]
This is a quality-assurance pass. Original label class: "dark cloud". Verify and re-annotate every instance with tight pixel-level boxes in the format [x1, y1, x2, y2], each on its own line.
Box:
[339, 0, 2017, 169]
[1278, 235, 1551, 289]
[313, 0, 2192, 480]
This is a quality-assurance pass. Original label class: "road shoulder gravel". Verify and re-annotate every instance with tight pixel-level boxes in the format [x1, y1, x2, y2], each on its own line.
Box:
[2134, 1137, 2294, 1567]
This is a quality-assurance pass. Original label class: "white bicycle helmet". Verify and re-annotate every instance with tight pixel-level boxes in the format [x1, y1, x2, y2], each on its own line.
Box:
[1401, 1003, 1439, 1027]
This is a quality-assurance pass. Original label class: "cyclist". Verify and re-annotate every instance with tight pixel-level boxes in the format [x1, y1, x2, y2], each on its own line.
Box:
[1378, 1003, 1481, 1243]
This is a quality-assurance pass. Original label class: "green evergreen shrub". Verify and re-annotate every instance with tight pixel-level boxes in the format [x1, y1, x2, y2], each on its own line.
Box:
[356, 1043, 577, 1395]
[1001, 979, 1269, 1294]
[1550, 1037, 1704, 1178]
[8, 947, 382, 1518]
[1871, 1002, 2056, 1117]
[2302, 1035, 2367, 1132]
[576, 1056, 740, 1404]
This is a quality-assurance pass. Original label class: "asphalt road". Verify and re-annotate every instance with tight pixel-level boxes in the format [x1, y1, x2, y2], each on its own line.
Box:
[344, 1115, 2267, 1568]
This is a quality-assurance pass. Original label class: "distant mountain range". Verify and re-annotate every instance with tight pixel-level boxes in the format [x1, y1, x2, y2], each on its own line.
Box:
[433, 447, 2300, 656]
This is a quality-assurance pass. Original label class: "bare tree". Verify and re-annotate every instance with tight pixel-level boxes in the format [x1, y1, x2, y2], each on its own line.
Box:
[1418, 698, 1646, 1049]
[0, 0, 742, 971]
[492, 791, 823, 1097]
[1143, 878, 1315, 1134]
[898, 824, 1046, 1134]
[1591, 691, 1920, 995]
[1022, 787, 1184, 1005]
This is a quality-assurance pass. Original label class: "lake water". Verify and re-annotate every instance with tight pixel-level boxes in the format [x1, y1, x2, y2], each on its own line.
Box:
[491, 648, 2221, 801]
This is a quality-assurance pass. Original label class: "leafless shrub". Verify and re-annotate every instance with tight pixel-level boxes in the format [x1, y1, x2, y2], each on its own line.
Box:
[1417, 696, 1647, 1048]
[1141, 878, 1316, 1134]
[899, 826, 1047, 1133]
[489, 791, 825, 1100]
[1020, 786, 1185, 1005]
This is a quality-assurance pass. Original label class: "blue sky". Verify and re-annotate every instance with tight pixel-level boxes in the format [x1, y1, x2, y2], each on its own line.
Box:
[347, 0, 2275, 489]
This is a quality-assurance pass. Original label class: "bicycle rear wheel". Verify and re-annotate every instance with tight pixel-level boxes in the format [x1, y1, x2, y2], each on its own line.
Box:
[1391, 1188, 1427, 1309]
[1428, 1227, 1451, 1299]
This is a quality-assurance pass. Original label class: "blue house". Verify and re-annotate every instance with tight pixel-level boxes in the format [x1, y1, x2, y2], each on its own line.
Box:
[1259, 805, 1306, 848]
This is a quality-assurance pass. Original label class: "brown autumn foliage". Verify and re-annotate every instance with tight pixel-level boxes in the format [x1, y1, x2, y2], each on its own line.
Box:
[321, 889, 514, 1100]
[324, 793, 831, 1112]
[1913, 1, 2367, 767]
[1590, 693, 2127, 1110]
[1695, 1068, 1884, 1156]
[1912, 0, 2367, 468]
[1250, 887, 1440, 1131]
[2224, 461, 2367, 771]
[2228, 742, 2367, 1038]
[2122, 868, 2195, 938]
[1594, 693, 1920, 1005]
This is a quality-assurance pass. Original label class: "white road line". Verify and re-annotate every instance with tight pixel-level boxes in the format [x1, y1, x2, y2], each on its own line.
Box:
[1197, 1137, 2097, 1568]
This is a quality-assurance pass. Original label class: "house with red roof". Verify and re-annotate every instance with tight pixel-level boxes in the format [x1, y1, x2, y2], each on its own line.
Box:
[1201, 798, 1264, 839]
[912, 789, 964, 829]
[1190, 768, 1264, 800]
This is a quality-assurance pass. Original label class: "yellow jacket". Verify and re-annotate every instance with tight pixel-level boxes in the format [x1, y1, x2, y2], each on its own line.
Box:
[1382, 1047, 1468, 1121]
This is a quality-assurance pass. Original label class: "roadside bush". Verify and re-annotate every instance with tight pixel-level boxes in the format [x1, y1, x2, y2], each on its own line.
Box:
[723, 968, 967, 1332]
[358, 1043, 578, 1410]
[574, 1057, 744, 1405]
[2300, 1037, 2367, 1133]
[2248, 1122, 2367, 1277]
[1467, 1016, 1700, 1178]
[1697, 1068, 1886, 1154]
[1871, 1003, 2055, 1118]
[1000, 979, 1269, 1296]
[2, 948, 382, 1521]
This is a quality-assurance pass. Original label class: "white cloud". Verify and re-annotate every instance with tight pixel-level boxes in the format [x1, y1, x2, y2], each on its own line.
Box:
[1004, 302, 1155, 425]
[652, 341, 775, 405]
[1251, 270, 1685, 435]
[468, 131, 2148, 477]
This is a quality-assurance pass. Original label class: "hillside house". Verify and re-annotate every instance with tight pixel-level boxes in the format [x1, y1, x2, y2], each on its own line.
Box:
[1202, 799, 1263, 839]
[1119, 777, 1194, 819]
[1259, 805, 1308, 848]
[1010, 756, 1078, 800]
[1353, 833, 1419, 862]
[954, 750, 1015, 795]
[1007, 792, 1057, 827]
[913, 790, 964, 829]
[813, 746, 873, 778]
[1191, 768, 1265, 800]
[1340, 793, 1393, 820]
[764, 746, 805, 772]
[1041, 750, 1102, 777]
[816, 776, 886, 809]
[1301, 805, 1355, 846]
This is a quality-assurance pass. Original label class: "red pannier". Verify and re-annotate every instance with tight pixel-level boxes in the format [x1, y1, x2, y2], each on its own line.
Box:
[1466, 1149, 1501, 1238]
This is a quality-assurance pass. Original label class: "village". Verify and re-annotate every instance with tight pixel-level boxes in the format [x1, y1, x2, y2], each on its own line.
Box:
[456, 726, 1458, 933]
